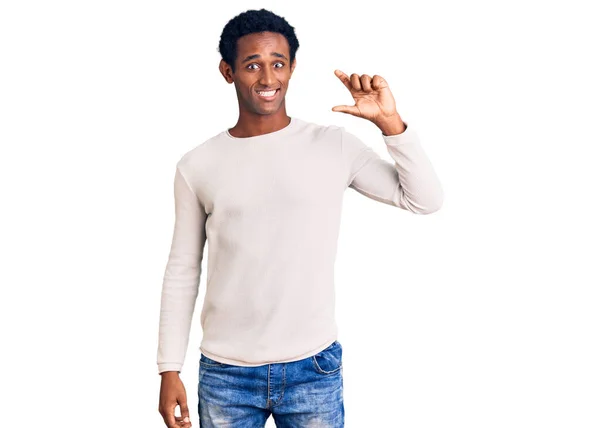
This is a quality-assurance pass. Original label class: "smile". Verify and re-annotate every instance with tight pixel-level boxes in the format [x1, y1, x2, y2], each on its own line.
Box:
[256, 89, 280, 100]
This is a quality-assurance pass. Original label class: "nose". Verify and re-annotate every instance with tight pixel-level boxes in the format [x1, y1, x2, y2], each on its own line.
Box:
[259, 66, 277, 87]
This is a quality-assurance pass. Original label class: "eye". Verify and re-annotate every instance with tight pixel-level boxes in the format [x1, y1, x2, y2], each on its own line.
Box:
[246, 62, 285, 70]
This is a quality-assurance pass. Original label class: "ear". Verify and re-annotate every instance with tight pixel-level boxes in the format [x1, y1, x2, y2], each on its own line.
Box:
[290, 58, 296, 77]
[219, 59, 234, 84]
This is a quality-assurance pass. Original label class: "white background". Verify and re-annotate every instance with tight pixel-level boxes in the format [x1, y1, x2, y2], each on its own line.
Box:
[1, 1, 599, 427]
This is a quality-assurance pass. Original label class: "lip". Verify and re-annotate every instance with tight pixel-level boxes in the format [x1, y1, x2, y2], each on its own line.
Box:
[255, 88, 280, 101]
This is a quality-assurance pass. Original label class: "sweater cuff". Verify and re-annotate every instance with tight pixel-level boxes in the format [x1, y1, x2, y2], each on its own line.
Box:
[381, 121, 420, 146]
[158, 363, 182, 374]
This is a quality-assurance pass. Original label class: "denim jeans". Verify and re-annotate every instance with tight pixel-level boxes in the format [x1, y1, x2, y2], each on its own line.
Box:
[198, 340, 344, 427]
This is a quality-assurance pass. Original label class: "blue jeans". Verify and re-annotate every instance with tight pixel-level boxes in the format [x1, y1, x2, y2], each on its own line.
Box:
[198, 340, 344, 427]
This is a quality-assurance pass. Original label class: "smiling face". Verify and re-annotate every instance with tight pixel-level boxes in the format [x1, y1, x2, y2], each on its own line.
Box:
[219, 31, 296, 117]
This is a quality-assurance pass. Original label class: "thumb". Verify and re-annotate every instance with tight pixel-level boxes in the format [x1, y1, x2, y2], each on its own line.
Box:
[180, 401, 190, 423]
[332, 105, 360, 116]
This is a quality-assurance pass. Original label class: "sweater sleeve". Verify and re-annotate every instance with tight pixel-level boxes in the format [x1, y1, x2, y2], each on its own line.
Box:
[157, 165, 208, 374]
[342, 122, 444, 214]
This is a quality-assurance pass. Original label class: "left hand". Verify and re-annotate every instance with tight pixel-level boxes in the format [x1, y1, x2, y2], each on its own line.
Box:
[332, 70, 398, 124]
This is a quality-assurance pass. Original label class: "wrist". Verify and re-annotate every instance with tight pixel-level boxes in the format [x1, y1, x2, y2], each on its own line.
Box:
[374, 113, 406, 136]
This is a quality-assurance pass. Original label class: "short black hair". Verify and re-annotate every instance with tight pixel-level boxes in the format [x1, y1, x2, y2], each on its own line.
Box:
[218, 8, 300, 73]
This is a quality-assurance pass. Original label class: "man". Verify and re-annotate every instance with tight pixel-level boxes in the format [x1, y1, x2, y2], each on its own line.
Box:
[158, 8, 443, 428]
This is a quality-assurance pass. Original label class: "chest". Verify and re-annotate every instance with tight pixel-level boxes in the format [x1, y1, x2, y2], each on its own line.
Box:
[201, 143, 345, 216]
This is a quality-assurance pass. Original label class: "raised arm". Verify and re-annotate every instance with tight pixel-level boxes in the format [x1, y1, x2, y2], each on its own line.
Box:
[343, 122, 443, 213]
[333, 69, 443, 214]
[157, 164, 208, 374]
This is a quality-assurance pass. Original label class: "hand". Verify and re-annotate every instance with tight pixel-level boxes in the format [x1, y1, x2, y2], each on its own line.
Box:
[332, 70, 398, 124]
[159, 372, 192, 427]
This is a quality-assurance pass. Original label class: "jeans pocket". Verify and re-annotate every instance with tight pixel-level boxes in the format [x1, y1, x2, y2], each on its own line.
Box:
[199, 353, 227, 368]
[311, 340, 343, 375]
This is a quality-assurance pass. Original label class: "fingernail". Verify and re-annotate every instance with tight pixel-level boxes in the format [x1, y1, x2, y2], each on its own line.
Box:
[184, 416, 189, 422]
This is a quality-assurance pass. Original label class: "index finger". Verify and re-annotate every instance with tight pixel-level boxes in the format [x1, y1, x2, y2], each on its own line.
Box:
[161, 404, 178, 428]
[334, 69, 353, 91]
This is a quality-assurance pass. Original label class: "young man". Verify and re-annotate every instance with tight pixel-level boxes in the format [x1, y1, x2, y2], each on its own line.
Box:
[158, 8, 443, 428]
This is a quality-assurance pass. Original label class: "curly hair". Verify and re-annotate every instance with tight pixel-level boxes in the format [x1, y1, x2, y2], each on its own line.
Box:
[218, 8, 300, 73]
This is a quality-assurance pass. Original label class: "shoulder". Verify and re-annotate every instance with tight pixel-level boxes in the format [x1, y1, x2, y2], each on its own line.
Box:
[176, 131, 225, 171]
[293, 117, 344, 141]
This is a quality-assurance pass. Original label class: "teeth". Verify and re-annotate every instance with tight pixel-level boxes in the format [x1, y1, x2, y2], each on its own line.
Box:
[258, 90, 277, 97]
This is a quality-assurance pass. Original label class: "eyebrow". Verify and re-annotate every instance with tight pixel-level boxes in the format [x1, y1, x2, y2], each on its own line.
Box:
[241, 52, 288, 63]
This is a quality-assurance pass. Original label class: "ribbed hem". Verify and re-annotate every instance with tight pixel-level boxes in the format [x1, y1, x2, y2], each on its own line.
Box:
[199, 336, 338, 367]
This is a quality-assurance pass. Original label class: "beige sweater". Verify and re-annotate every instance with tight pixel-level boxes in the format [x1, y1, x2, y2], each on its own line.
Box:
[157, 117, 443, 374]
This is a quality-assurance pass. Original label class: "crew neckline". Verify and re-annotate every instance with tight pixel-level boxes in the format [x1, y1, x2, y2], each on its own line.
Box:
[225, 117, 298, 140]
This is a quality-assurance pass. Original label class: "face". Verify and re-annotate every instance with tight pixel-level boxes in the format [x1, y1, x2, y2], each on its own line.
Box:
[219, 31, 296, 116]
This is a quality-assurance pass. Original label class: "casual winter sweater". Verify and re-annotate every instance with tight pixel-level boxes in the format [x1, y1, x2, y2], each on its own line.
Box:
[156, 116, 443, 374]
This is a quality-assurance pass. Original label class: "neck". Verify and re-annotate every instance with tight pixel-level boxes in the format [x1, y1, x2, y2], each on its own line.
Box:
[228, 109, 291, 138]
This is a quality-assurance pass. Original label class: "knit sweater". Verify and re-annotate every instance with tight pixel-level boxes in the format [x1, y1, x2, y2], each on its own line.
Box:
[157, 116, 443, 374]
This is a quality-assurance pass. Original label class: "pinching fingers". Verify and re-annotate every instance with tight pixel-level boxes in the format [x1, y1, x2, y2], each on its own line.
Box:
[334, 69, 352, 91]
[360, 74, 373, 92]
[350, 73, 361, 91]
[372, 75, 388, 90]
